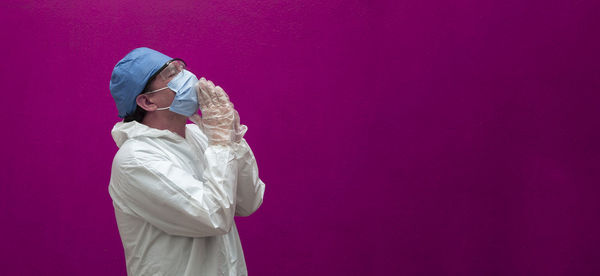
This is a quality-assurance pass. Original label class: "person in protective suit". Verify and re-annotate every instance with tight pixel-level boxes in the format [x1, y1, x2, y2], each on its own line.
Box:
[108, 47, 265, 276]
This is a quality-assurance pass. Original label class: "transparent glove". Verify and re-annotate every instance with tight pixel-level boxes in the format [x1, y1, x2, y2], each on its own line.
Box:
[232, 110, 248, 143]
[191, 78, 235, 146]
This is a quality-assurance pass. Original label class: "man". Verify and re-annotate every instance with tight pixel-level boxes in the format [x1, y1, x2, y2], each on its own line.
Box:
[108, 47, 265, 276]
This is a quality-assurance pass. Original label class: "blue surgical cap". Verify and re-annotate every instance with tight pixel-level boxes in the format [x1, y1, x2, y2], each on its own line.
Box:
[110, 47, 172, 118]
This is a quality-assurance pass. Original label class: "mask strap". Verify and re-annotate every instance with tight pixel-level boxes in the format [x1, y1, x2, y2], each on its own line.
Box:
[146, 87, 169, 94]
[146, 87, 171, 111]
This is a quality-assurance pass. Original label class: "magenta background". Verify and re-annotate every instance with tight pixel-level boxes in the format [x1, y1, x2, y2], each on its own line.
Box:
[1, 0, 600, 275]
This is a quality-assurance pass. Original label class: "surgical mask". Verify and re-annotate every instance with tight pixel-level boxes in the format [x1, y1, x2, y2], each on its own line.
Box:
[146, 69, 199, 117]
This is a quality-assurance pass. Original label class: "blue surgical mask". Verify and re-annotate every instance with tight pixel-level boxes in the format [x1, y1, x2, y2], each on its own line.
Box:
[148, 69, 199, 117]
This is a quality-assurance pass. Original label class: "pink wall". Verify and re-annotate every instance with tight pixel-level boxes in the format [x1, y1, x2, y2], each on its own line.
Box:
[2, 0, 600, 275]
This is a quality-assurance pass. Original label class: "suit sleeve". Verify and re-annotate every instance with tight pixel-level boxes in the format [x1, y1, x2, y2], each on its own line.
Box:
[185, 124, 265, 217]
[232, 138, 265, 217]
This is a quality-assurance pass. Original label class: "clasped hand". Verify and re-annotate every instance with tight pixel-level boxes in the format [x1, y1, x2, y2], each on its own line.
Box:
[189, 78, 247, 145]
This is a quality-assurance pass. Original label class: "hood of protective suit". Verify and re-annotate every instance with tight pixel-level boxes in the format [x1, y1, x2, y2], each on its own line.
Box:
[111, 121, 183, 148]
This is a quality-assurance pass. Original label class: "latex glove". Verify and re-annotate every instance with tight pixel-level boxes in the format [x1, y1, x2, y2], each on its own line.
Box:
[232, 110, 248, 143]
[192, 78, 235, 146]
[192, 104, 247, 144]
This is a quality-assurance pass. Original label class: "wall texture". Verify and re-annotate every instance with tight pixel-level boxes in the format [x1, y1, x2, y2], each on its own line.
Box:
[1, 0, 599, 275]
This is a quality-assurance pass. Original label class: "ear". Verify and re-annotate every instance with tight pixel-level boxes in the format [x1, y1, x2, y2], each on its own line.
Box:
[136, 94, 157, 112]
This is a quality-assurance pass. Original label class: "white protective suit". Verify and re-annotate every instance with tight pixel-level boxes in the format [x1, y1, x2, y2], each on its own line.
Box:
[108, 121, 265, 276]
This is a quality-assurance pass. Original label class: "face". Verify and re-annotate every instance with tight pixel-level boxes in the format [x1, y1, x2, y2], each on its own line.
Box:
[142, 60, 187, 111]
[136, 60, 191, 119]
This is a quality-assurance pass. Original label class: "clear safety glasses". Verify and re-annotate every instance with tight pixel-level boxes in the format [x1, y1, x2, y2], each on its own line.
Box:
[156, 59, 186, 81]
[144, 59, 187, 94]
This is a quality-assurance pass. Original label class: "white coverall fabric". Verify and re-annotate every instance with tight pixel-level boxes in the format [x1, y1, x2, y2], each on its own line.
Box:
[108, 121, 265, 276]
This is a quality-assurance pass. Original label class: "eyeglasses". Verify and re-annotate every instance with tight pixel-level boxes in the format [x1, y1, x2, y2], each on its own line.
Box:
[156, 59, 186, 81]
[143, 59, 186, 93]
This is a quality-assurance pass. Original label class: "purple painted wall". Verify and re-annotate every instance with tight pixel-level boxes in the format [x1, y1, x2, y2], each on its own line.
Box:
[1, 0, 599, 275]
